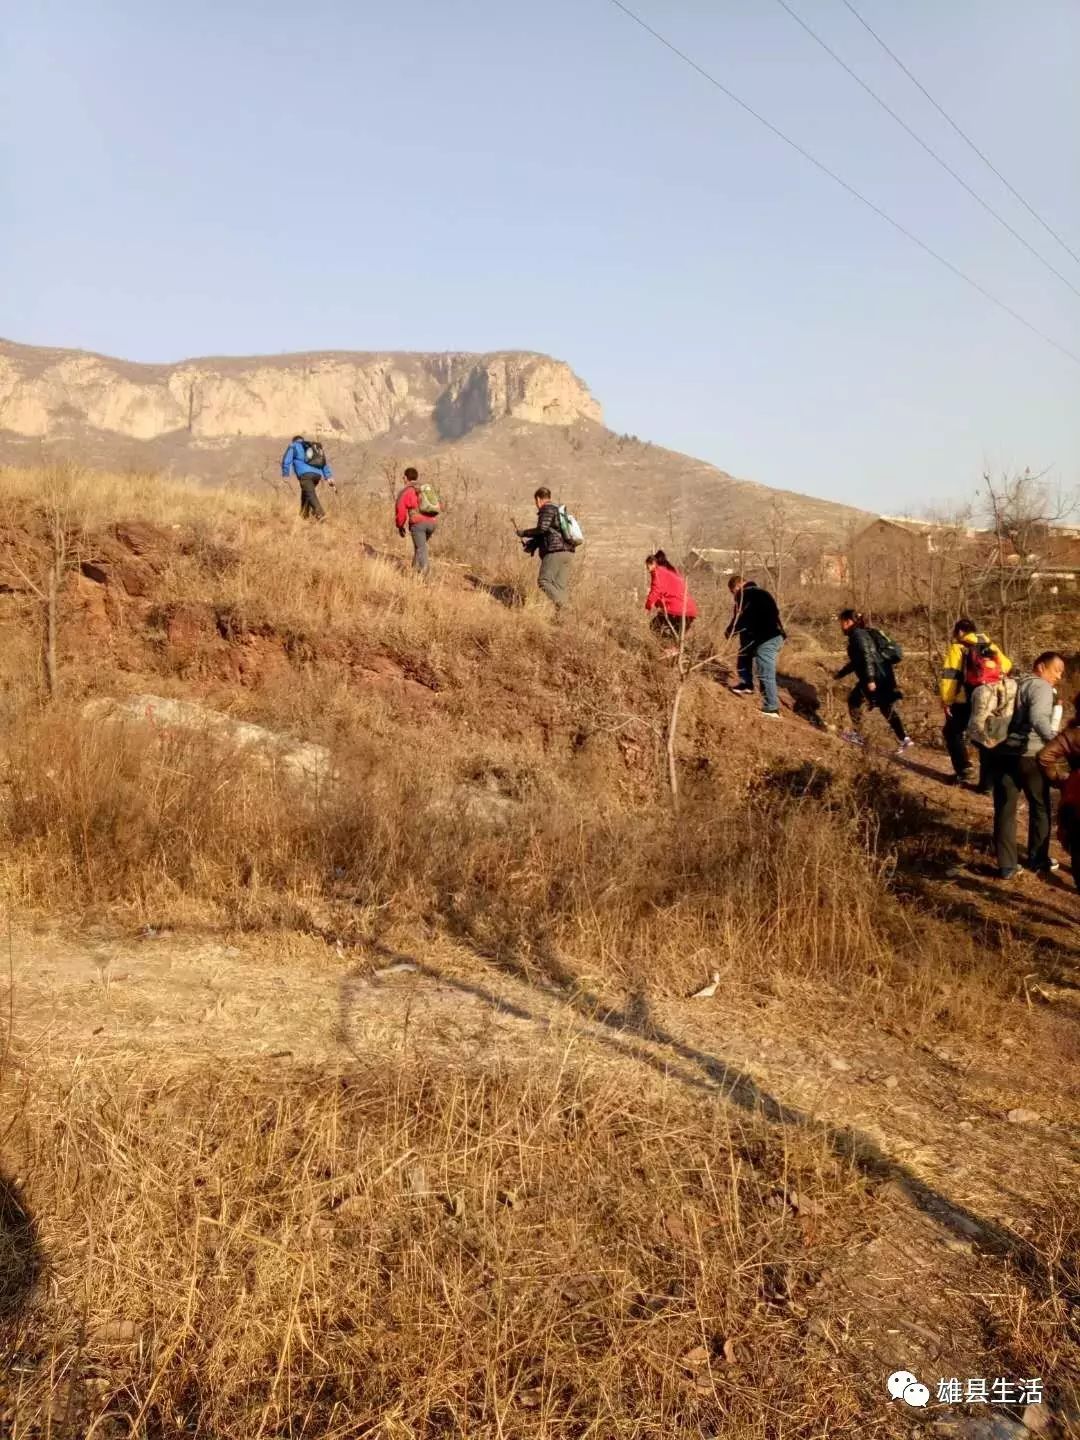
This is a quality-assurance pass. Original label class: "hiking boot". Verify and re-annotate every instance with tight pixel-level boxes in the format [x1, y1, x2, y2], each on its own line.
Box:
[947, 773, 974, 787]
[895, 737, 915, 755]
[730, 685, 754, 696]
[840, 730, 865, 747]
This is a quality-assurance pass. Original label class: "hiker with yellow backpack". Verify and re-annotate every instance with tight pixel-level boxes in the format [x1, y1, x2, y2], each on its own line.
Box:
[395, 467, 441, 575]
[939, 619, 1012, 792]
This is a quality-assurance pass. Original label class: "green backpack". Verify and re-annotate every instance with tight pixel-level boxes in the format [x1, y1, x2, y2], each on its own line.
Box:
[417, 483, 441, 517]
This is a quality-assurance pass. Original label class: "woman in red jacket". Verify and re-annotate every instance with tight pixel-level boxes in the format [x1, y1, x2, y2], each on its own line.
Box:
[645, 551, 698, 656]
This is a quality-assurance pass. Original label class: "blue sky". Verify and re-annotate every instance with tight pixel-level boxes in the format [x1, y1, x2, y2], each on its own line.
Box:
[5, 0, 1079, 512]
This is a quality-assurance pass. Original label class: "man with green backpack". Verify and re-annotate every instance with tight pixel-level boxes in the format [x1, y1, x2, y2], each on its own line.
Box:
[395, 467, 441, 574]
[517, 487, 583, 610]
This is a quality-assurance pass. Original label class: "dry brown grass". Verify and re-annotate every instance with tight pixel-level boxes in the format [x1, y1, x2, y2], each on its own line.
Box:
[1, 465, 1078, 1436]
[3, 1058, 873, 1439]
[0, 463, 1030, 1039]
[0, 697, 1008, 1040]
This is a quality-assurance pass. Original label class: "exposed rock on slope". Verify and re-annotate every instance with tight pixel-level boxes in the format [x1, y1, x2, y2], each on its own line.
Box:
[0, 340, 601, 443]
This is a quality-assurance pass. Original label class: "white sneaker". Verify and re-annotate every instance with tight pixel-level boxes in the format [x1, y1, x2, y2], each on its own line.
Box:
[895, 737, 915, 754]
[761, 710, 781, 720]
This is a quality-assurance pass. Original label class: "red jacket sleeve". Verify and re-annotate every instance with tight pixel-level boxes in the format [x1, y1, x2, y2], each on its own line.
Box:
[644, 574, 662, 611]
[394, 488, 415, 529]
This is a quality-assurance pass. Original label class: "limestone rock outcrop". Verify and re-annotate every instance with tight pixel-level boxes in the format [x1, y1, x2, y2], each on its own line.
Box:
[0, 340, 602, 443]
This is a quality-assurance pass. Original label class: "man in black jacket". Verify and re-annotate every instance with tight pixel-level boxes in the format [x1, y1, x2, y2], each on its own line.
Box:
[725, 576, 785, 718]
[517, 487, 575, 609]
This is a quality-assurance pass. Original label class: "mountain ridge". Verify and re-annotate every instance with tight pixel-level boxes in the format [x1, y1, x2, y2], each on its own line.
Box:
[0, 337, 868, 566]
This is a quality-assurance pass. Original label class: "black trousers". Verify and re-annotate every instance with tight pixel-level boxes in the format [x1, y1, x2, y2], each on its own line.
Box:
[298, 473, 326, 520]
[651, 613, 694, 641]
[848, 684, 907, 743]
[991, 751, 1052, 874]
[944, 701, 989, 787]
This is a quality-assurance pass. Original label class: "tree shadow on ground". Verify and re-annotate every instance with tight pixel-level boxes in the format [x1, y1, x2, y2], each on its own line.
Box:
[776, 670, 827, 727]
[336, 936, 1056, 1282]
[465, 574, 524, 609]
[0, 1166, 42, 1325]
[357, 541, 407, 571]
[894, 754, 971, 788]
[698, 662, 827, 728]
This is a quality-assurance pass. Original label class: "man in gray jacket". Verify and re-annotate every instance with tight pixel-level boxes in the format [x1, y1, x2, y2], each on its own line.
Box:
[991, 651, 1065, 880]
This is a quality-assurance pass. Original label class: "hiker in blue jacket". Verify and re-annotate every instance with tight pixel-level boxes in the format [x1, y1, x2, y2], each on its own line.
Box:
[281, 435, 335, 520]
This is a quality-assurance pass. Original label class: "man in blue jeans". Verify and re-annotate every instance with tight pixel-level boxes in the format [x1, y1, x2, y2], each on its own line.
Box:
[724, 575, 785, 719]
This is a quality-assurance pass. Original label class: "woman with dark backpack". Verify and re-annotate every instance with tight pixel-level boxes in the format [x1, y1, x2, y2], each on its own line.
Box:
[644, 551, 697, 657]
[835, 610, 914, 754]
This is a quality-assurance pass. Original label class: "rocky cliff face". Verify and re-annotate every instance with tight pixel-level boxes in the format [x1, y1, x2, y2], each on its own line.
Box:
[0, 341, 602, 443]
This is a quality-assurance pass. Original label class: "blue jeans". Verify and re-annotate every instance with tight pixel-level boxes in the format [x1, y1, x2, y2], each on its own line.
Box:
[738, 635, 783, 712]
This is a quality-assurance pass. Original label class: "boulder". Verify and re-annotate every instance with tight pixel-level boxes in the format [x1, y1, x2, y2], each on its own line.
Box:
[83, 694, 333, 788]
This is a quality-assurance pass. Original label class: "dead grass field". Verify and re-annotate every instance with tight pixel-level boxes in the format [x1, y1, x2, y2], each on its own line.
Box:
[0, 464, 1078, 1438]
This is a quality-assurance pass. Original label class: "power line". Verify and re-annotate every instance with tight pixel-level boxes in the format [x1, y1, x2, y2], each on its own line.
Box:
[605, 0, 1080, 369]
[772, 0, 1080, 304]
[839, 0, 1080, 271]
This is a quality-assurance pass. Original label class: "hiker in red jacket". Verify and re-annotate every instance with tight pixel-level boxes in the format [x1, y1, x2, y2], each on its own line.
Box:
[394, 467, 440, 574]
[645, 551, 697, 657]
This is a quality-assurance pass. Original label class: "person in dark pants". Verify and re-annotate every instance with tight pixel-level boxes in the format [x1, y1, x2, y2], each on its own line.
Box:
[834, 610, 913, 753]
[394, 467, 439, 574]
[939, 618, 1012, 791]
[281, 435, 335, 520]
[724, 576, 785, 718]
[991, 651, 1065, 881]
[1039, 692, 1080, 892]
[517, 487, 576, 609]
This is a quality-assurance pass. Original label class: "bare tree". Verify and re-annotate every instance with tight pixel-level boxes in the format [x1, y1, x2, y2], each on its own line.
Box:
[751, 500, 815, 618]
[0, 465, 86, 702]
[979, 467, 1076, 654]
[663, 616, 741, 813]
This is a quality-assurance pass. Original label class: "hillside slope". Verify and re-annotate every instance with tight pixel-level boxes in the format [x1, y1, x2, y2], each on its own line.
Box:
[0, 337, 866, 565]
[0, 466, 1077, 1436]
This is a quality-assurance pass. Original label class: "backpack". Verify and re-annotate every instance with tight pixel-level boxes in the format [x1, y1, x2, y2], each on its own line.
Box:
[966, 676, 1018, 749]
[557, 505, 584, 547]
[303, 440, 326, 470]
[869, 628, 903, 665]
[416, 482, 441, 517]
[963, 638, 1003, 688]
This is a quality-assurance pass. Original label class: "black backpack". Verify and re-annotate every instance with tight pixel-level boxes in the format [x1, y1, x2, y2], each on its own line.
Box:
[869, 627, 903, 665]
[302, 440, 326, 470]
